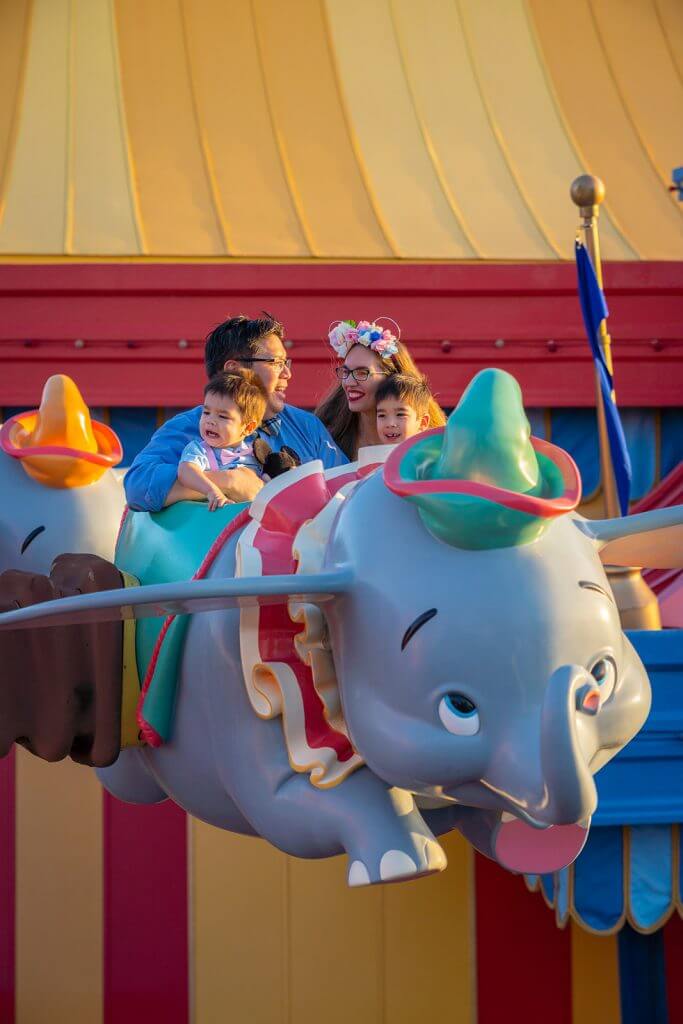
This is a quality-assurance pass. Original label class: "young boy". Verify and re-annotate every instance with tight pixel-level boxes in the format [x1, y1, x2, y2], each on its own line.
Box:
[178, 371, 267, 510]
[375, 374, 432, 445]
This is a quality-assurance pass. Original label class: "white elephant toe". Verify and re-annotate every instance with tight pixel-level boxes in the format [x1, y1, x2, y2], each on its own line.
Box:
[410, 831, 448, 872]
[348, 860, 371, 887]
[426, 838, 448, 871]
[379, 849, 418, 881]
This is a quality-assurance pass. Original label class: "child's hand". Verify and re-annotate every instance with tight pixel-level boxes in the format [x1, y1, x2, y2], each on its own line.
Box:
[207, 486, 228, 511]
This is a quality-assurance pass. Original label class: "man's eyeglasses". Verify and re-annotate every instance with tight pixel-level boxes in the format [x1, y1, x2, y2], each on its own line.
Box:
[240, 357, 292, 372]
[335, 366, 388, 383]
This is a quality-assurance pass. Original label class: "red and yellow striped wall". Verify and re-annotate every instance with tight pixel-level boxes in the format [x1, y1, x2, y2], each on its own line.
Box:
[2, 744, 682, 1023]
[0, 0, 681, 260]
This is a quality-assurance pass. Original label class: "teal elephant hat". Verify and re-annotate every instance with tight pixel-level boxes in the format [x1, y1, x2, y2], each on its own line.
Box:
[383, 369, 581, 550]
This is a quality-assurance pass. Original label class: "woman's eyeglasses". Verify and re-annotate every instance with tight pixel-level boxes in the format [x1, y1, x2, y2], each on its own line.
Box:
[335, 366, 388, 383]
[240, 357, 292, 371]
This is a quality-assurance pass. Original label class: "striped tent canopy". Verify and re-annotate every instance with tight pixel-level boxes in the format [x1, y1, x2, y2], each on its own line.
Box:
[0, 0, 681, 259]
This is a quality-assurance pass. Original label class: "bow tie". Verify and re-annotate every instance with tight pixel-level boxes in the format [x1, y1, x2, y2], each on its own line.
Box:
[261, 416, 281, 438]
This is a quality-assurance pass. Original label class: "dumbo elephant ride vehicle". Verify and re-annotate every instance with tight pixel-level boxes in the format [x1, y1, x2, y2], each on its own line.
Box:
[1, 368, 680, 888]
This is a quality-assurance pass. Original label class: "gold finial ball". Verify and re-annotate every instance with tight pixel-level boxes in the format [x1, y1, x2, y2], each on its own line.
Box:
[571, 174, 605, 208]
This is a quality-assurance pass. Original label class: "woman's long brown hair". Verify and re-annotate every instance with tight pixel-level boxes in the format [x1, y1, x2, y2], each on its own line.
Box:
[315, 341, 446, 459]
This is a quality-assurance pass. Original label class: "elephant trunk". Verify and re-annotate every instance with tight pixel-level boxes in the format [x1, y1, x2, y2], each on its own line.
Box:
[538, 664, 598, 825]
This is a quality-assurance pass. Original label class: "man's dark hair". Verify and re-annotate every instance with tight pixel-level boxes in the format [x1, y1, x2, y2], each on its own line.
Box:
[203, 371, 267, 427]
[375, 373, 432, 417]
[204, 313, 285, 379]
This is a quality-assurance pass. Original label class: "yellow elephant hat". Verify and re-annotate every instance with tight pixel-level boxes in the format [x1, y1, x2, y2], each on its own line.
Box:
[0, 375, 123, 488]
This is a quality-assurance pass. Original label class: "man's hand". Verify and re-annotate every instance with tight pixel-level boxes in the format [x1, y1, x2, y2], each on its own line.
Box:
[208, 467, 264, 503]
[166, 466, 263, 507]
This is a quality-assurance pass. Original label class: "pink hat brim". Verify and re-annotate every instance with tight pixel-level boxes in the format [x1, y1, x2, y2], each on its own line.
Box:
[384, 429, 581, 516]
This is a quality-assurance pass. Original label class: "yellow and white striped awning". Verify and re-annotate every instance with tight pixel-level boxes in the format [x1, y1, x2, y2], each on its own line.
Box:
[0, 0, 681, 260]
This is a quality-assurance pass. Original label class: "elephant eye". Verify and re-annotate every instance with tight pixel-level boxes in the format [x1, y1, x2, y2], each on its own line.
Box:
[439, 693, 480, 736]
[589, 657, 616, 705]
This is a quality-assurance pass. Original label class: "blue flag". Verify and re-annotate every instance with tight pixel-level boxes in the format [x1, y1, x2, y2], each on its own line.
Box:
[575, 240, 631, 516]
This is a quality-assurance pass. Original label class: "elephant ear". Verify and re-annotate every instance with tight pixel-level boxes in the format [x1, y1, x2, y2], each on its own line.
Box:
[0, 571, 352, 631]
[0, 461, 364, 634]
[576, 505, 683, 569]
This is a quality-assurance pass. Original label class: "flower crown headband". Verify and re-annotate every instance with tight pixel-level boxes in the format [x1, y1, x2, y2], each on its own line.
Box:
[328, 317, 400, 361]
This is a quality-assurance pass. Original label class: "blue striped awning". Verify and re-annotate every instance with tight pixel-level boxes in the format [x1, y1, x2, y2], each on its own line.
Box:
[526, 824, 682, 935]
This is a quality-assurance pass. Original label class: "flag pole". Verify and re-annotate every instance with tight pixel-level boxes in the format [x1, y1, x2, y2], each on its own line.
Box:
[570, 174, 661, 629]
[570, 175, 620, 519]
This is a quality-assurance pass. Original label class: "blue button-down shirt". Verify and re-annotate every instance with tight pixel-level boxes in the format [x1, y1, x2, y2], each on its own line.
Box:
[124, 404, 347, 511]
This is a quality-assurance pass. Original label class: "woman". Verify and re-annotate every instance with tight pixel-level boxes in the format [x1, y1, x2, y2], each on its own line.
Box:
[315, 318, 446, 459]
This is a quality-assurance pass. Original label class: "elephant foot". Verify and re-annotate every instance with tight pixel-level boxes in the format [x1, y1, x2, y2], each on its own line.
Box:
[347, 838, 446, 887]
[346, 790, 447, 887]
[96, 748, 167, 805]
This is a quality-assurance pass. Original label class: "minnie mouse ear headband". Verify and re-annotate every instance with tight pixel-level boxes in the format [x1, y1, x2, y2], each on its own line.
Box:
[328, 318, 400, 361]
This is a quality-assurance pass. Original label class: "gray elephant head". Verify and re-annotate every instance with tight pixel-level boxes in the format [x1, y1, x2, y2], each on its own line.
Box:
[326, 470, 649, 827]
[323, 370, 658, 836]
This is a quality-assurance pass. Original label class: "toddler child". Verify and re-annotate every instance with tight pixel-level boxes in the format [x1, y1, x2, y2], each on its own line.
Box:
[375, 374, 432, 445]
[178, 371, 267, 510]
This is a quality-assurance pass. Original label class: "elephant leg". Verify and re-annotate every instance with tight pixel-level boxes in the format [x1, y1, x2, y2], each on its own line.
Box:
[220, 746, 446, 887]
[197, 608, 445, 885]
[96, 747, 167, 805]
[324, 779, 448, 886]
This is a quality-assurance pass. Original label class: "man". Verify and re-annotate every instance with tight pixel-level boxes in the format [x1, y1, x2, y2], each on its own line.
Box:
[124, 314, 346, 511]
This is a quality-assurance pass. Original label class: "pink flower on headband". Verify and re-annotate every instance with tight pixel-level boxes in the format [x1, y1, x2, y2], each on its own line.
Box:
[328, 321, 359, 357]
[328, 318, 400, 360]
[372, 337, 395, 357]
